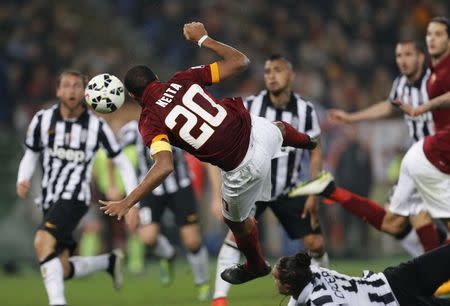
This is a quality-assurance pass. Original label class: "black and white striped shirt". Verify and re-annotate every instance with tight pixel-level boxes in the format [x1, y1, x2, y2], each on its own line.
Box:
[245, 90, 321, 199]
[119, 121, 191, 196]
[389, 69, 434, 142]
[25, 105, 122, 209]
[296, 266, 399, 306]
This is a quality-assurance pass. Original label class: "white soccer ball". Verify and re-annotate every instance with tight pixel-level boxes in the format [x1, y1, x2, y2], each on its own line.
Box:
[85, 73, 125, 113]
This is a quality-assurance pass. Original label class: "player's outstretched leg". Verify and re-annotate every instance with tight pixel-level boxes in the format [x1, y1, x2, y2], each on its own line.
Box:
[212, 234, 241, 306]
[68, 249, 125, 290]
[221, 217, 271, 285]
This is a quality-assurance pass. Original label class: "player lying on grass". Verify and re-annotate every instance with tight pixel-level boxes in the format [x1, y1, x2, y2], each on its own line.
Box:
[273, 244, 450, 306]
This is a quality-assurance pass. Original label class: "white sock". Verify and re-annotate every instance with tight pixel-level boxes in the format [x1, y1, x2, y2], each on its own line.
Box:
[186, 246, 209, 285]
[40, 257, 66, 305]
[310, 252, 329, 268]
[69, 254, 109, 278]
[399, 229, 424, 257]
[153, 235, 175, 259]
[213, 240, 241, 299]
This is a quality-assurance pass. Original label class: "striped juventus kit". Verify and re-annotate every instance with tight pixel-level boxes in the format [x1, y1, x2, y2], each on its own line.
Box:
[244, 90, 321, 198]
[297, 266, 398, 305]
[25, 105, 121, 210]
[119, 121, 191, 196]
[389, 69, 434, 142]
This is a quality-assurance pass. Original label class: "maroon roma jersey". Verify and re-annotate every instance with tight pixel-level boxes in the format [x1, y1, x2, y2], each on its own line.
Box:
[423, 53, 450, 174]
[138, 63, 251, 171]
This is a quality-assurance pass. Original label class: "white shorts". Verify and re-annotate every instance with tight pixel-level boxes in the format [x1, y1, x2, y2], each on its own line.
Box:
[221, 115, 283, 222]
[390, 139, 450, 218]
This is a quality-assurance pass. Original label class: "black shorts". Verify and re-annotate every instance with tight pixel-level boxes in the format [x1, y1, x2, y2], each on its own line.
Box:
[39, 199, 88, 255]
[139, 186, 198, 227]
[383, 244, 450, 306]
[255, 195, 322, 240]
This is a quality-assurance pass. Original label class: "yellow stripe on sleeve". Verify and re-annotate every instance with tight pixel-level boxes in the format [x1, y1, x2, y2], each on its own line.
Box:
[150, 140, 172, 156]
[151, 134, 169, 144]
[210, 62, 220, 84]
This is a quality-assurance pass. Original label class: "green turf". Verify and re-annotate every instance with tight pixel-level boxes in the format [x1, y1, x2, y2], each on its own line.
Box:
[1, 256, 408, 306]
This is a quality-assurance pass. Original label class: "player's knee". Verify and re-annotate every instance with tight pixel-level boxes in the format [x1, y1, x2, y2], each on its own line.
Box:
[34, 230, 56, 259]
[273, 121, 286, 138]
[139, 230, 158, 247]
[410, 211, 433, 228]
[302, 235, 324, 254]
[184, 237, 201, 253]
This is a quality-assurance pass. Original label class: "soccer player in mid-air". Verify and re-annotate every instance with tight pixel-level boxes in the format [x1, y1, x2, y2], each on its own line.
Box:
[16, 70, 139, 306]
[211, 54, 329, 306]
[100, 22, 317, 285]
[273, 244, 450, 305]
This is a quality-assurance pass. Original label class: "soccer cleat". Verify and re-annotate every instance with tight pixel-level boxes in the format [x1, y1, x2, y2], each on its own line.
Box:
[220, 261, 271, 285]
[288, 171, 335, 198]
[211, 297, 228, 306]
[108, 249, 124, 290]
[435, 280, 450, 296]
[159, 255, 175, 286]
[197, 283, 211, 301]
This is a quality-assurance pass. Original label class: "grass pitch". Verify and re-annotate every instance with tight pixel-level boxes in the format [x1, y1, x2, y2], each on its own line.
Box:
[1, 256, 407, 306]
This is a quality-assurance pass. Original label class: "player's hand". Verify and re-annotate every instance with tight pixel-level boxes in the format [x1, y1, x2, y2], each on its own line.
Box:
[17, 180, 31, 199]
[327, 109, 352, 124]
[99, 198, 132, 221]
[183, 22, 208, 43]
[391, 99, 424, 117]
[302, 195, 319, 230]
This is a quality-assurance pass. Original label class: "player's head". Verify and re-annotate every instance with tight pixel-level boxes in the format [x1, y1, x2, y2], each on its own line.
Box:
[395, 40, 425, 78]
[264, 54, 295, 96]
[426, 17, 450, 59]
[56, 70, 87, 111]
[124, 65, 157, 102]
[272, 252, 313, 297]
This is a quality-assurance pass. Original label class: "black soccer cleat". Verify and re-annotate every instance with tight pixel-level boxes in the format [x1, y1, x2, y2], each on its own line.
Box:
[220, 261, 271, 285]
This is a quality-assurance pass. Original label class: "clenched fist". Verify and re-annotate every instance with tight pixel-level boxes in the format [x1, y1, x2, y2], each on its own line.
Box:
[183, 22, 208, 43]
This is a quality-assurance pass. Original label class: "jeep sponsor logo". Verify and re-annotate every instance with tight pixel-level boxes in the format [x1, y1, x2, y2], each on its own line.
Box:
[49, 146, 85, 163]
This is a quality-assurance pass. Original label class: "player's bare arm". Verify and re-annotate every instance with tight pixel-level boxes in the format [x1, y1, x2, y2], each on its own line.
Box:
[302, 137, 322, 229]
[392, 91, 450, 117]
[328, 100, 393, 124]
[100, 150, 174, 220]
[183, 22, 250, 81]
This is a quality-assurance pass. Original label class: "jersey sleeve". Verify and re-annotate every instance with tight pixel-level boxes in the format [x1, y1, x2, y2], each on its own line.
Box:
[171, 63, 220, 86]
[305, 102, 321, 139]
[25, 111, 44, 152]
[98, 119, 122, 158]
[139, 112, 172, 156]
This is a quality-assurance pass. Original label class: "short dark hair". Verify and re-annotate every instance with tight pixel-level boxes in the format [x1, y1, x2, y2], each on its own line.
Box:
[57, 69, 88, 88]
[276, 252, 313, 296]
[124, 65, 157, 98]
[397, 39, 425, 54]
[430, 16, 450, 37]
[267, 54, 293, 69]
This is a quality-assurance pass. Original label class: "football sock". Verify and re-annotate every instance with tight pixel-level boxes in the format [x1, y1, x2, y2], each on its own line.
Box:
[280, 121, 313, 148]
[40, 254, 66, 306]
[213, 240, 240, 299]
[69, 254, 109, 278]
[234, 222, 266, 272]
[127, 233, 145, 274]
[186, 246, 210, 285]
[328, 187, 386, 230]
[79, 232, 100, 257]
[310, 251, 330, 268]
[153, 234, 175, 259]
[398, 228, 424, 257]
[416, 223, 440, 252]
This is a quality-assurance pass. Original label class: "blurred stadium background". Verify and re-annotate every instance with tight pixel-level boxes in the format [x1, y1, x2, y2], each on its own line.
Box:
[1, 0, 449, 305]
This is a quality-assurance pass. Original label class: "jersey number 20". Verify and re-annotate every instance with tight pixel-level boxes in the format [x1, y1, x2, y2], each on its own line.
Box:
[165, 84, 227, 149]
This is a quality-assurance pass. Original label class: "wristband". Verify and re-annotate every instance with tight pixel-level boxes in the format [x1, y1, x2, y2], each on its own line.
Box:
[197, 35, 208, 47]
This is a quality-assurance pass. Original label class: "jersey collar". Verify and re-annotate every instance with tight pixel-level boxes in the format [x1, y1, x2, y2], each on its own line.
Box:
[142, 81, 161, 106]
[264, 91, 298, 112]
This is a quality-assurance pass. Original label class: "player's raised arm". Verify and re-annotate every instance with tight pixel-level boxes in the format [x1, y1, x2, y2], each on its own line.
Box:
[183, 22, 249, 82]
[328, 100, 394, 124]
[392, 91, 450, 117]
